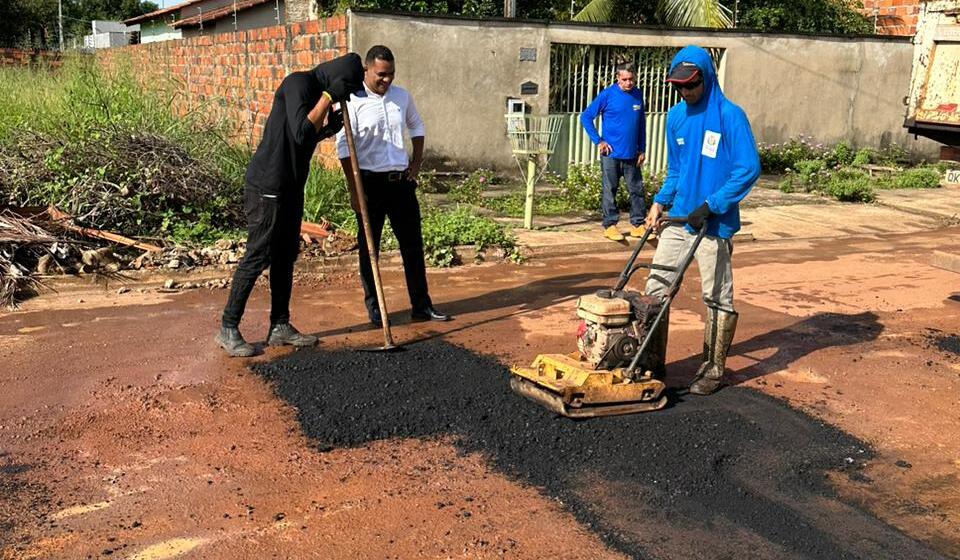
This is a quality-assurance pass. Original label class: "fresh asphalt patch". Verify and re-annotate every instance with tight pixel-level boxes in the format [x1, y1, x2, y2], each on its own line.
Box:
[253, 340, 947, 560]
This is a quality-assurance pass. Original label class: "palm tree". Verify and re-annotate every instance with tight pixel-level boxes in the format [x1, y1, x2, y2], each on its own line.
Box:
[573, 0, 733, 28]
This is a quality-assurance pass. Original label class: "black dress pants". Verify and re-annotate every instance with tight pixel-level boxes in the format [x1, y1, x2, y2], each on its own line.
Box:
[356, 173, 431, 318]
[221, 186, 303, 329]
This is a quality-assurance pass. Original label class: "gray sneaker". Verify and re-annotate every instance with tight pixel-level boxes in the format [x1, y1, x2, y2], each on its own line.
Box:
[267, 323, 318, 347]
[216, 327, 255, 358]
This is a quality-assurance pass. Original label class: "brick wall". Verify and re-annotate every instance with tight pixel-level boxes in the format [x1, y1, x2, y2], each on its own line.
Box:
[860, 0, 921, 36]
[0, 48, 63, 68]
[95, 15, 347, 164]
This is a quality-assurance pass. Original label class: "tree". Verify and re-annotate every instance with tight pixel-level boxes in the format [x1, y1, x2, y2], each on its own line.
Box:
[572, 0, 732, 28]
[317, 0, 871, 34]
[568, 0, 871, 32]
[737, 0, 872, 34]
[0, 0, 157, 49]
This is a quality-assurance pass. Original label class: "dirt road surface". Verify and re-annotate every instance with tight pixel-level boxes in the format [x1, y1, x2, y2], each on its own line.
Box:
[2, 226, 959, 559]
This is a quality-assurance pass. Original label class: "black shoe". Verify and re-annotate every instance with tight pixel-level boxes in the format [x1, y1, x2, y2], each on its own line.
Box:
[267, 323, 318, 347]
[370, 309, 383, 327]
[216, 327, 255, 358]
[411, 306, 451, 322]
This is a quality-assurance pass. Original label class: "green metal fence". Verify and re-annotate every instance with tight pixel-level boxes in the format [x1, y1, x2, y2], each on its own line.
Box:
[548, 44, 724, 176]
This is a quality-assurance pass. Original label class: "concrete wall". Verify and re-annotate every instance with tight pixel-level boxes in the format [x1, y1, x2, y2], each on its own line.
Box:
[349, 14, 551, 168]
[349, 11, 939, 169]
[141, 20, 182, 44]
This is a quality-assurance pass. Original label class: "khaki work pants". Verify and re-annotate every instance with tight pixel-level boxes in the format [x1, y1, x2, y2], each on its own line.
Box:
[644, 224, 735, 313]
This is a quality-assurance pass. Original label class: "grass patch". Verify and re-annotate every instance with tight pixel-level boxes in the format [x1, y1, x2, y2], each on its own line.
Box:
[482, 192, 577, 218]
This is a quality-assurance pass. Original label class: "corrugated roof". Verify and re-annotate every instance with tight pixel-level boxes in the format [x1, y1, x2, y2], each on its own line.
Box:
[123, 0, 198, 25]
[171, 0, 273, 28]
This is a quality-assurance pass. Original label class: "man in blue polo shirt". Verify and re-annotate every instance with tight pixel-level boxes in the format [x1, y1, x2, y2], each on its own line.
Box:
[580, 61, 647, 241]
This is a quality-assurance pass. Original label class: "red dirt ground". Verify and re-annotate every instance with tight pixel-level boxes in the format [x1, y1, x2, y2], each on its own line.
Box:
[2, 227, 959, 559]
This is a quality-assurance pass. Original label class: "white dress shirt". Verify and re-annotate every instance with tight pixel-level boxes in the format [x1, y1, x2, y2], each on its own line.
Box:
[336, 83, 425, 172]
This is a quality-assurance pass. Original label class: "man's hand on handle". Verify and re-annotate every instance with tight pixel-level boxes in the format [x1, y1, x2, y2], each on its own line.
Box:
[636, 152, 645, 167]
[324, 77, 359, 104]
[644, 203, 664, 233]
[599, 141, 612, 157]
[687, 202, 712, 230]
[318, 109, 344, 139]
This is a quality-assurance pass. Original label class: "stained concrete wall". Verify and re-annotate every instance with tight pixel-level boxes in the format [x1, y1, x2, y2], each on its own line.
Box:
[348, 10, 938, 169]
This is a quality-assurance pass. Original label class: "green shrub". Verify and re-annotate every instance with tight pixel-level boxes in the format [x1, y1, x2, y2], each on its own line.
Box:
[793, 158, 827, 182]
[851, 148, 876, 167]
[449, 168, 499, 204]
[559, 163, 606, 212]
[824, 141, 855, 168]
[420, 205, 516, 267]
[558, 163, 660, 213]
[877, 144, 909, 166]
[823, 168, 874, 202]
[758, 136, 826, 173]
[482, 192, 575, 217]
[303, 166, 355, 230]
[415, 171, 449, 194]
[881, 165, 941, 190]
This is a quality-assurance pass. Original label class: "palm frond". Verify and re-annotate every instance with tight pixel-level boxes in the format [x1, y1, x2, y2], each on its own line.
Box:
[572, 0, 618, 23]
[659, 0, 732, 28]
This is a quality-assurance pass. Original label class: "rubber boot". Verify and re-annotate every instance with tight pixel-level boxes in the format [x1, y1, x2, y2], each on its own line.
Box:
[267, 323, 318, 348]
[689, 307, 738, 395]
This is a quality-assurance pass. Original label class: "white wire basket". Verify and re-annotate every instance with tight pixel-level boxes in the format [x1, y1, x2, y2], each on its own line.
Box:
[505, 114, 565, 156]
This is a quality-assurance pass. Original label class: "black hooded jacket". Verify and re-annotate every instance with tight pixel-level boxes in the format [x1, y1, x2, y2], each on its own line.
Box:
[245, 53, 363, 197]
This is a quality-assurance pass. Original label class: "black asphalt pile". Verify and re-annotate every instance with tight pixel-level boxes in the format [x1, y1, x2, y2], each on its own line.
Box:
[253, 341, 945, 560]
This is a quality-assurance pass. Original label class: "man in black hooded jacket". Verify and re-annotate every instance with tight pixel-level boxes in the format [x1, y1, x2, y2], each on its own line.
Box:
[217, 53, 364, 357]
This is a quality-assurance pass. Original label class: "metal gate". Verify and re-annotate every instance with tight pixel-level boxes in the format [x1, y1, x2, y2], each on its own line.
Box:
[548, 44, 724, 176]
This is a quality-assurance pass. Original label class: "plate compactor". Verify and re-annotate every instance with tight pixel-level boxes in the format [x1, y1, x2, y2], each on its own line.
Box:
[510, 217, 706, 418]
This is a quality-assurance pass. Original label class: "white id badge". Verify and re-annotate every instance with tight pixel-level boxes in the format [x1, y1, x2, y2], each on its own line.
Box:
[701, 130, 721, 158]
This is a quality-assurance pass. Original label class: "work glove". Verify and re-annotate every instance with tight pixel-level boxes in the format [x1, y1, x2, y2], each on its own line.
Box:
[324, 77, 360, 104]
[687, 202, 712, 230]
[318, 109, 343, 140]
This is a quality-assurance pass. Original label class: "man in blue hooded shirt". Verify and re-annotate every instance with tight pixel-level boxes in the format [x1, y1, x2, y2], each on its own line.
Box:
[580, 61, 647, 241]
[643, 46, 761, 395]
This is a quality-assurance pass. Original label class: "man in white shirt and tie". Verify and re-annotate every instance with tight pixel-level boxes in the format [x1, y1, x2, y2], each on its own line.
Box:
[336, 45, 450, 327]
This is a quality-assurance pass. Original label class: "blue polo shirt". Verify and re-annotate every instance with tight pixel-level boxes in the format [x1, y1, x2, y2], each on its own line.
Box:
[580, 83, 647, 160]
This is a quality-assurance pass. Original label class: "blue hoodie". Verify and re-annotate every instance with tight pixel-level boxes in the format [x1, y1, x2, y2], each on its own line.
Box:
[653, 46, 760, 239]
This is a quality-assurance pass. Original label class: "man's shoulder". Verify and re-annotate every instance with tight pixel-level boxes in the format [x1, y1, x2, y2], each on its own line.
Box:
[387, 85, 413, 103]
[280, 71, 314, 91]
[666, 103, 684, 123]
[720, 98, 749, 122]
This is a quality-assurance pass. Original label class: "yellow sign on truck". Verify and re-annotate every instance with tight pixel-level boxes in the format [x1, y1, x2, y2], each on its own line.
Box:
[905, 1, 960, 147]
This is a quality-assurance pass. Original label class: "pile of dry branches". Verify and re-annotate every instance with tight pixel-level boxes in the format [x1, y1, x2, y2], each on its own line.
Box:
[0, 210, 58, 308]
[0, 127, 243, 239]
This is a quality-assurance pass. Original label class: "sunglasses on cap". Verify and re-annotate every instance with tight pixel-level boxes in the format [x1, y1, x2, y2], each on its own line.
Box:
[672, 78, 703, 91]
